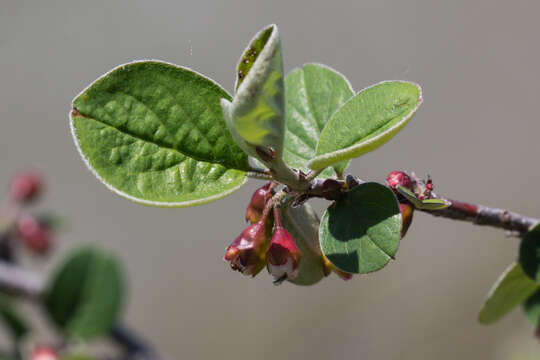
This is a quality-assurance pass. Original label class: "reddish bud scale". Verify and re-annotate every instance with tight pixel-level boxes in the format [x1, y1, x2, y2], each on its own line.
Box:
[16, 215, 53, 255]
[399, 202, 414, 238]
[322, 255, 353, 281]
[386, 171, 412, 191]
[10, 172, 43, 203]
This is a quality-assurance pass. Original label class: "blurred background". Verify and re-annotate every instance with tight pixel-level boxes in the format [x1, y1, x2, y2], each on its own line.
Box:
[1, 0, 540, 358]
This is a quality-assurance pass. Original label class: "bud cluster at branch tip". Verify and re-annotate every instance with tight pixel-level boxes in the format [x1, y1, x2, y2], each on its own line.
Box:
[386, 171, 414, 239]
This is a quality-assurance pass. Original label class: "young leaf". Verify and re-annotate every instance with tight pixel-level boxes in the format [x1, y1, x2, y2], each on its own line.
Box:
[223, 24, 286, 162]
[319, 182, 401, 274]
[523, 289, 540, 327]
[478, 262, 540, 325]
[283, 64, 354, 178]
[308, 81, 422, 171]
[45, 246, 124, 340]
[282, 203, 325, 286]
[71, 61, 248, 207]
[396, 185, 450, 210]
[519, 223, 540, 281]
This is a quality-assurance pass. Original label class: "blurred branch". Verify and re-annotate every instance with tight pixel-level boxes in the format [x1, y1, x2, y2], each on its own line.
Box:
[0, 260, 162, 360]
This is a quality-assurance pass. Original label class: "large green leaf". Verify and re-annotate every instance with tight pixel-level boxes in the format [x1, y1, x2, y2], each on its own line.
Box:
[284, 64, 354, 178]
[523, 289, 540, 327]
[282, 203, 325, 286]
[519, 223, 540, 281]
[478, 262, 540, 325]
[222, 24, 285, 162]
[71, 61, 248, 207]
[309, 81, 422, 171]
[45, 246, 124, 340]
[319, 182, 401, 274]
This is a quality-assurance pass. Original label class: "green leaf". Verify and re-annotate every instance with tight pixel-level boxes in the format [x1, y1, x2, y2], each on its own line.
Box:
[519, 223, 540, 281]
[282, 203, 325, 286]
[0, 295, 29, 341]
[309, 81, 423, 171]
[45, 246, 124, 340]
[396, 185, 450, 210]
[222, 24, 286, 162]
[524, 289, 540, 327]
[71, 60, 248, 207]
[319, 182, 401, 274]
[478, 262, 540, 325]
[284, 64, 354, 178]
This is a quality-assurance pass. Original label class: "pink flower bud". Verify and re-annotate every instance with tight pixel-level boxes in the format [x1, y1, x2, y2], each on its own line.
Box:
[266, 211, 302, 283]
[31, 347, 58, 360]
[10, 172, 43, 203]
[245, 182, 274, 223]
[224, 220, 270, 276]
[386, 171, 412, 191]
[16, 215, 53, 255]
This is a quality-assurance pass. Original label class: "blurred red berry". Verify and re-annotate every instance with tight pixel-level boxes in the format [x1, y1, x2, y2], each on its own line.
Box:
[386, 171, 412, 191]
[31, 347, 58, 360]
[10, 172, 43, 203]
[16, 215, 53, 255]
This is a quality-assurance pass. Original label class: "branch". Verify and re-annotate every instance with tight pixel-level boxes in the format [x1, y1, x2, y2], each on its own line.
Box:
[0, 261, 162, 360]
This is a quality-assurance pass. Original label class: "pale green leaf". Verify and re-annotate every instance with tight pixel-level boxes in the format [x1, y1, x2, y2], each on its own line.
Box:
[319, 183, 401, 274]
[396, 185, 450, 210]
[282, 203, 325, 286]
[71, 61, 248, 207]
[45, 246, 124, 340]
[523, 289, 540, 327]
[309, 81, 422, 170]
[284, 64, 354, 178]
[223, 24, 285, 162]
[478, 262, 540, 325]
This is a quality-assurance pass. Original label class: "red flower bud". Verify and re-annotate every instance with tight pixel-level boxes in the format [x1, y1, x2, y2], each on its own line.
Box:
[386, 171, 412, 191]
[266, 209, 301, 283]
[399, 202, 414, 238]
[10, 172, 43, 203]
[224, 220, 270, 276]
[16, 215, 53, 255]
[31, 347, 58, 360]
[245, 183, 274, 223]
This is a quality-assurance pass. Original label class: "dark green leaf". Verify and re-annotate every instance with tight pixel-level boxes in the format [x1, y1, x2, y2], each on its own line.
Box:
[519, 223, 540, 281]
[45, 246, 124, 340]
[0, 295, 29, 340]
[319, 183, 401, 274]
[478, 262, 540, 325]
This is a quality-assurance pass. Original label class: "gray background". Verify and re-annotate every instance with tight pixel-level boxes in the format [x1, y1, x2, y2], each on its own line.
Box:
[1, 0, 540, 358]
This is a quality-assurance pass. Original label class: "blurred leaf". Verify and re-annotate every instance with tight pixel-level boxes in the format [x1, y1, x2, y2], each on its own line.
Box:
[71, 61, 248, 207]
[0, 295, 29, 341]
[222, 24, 286, 163]
[45, 246, 124, 340]
[519, 223, 540, 281]
[523, 289, 540, 327]
[309, 81, 422, 171]
[283, 64, 354, 177]
[319, 183, 401, 274]
[61, 354, 96, 360]
[282, 203, 325, 286]
[478, 262, 540, 325]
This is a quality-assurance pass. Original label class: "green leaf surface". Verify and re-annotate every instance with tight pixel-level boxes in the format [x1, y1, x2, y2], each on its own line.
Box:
[283, 64, 354, 177]
[478, 262, 540, 325]
[71, 61, 248, 207]
[524, 289, 540, 327]
[223, 24, 286, 162]
[396, 185, 450, 210]
[45, 246, 124, 340]
[0, 295, 29, 340]
[519, 223, 540, 281]
[282, 203, 325, 286]
[319, 182, 401, 274]
[309, 81, 422, 171]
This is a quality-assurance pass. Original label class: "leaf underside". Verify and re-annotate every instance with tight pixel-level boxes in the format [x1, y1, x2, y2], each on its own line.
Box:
[71, 61, 248, 207]
[319, 183, 401, 274]
[309, 81, 422, 171]
[478, 262, 540, 325]
[284, 64, 354, 178]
